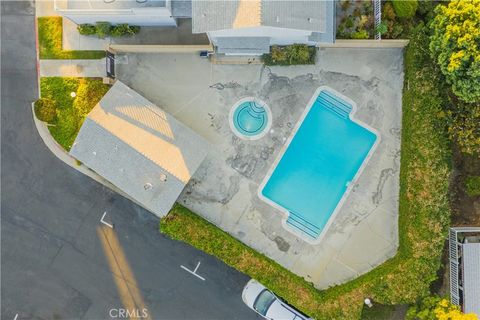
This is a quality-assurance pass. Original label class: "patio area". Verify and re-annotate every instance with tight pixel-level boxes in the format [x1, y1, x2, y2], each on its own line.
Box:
[116, 48, 404, 289]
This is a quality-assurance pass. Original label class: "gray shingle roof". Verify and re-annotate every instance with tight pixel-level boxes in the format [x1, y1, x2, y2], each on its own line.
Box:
[192, 0, 328, 33]
[216, 36, 270, 54]
[463, 243, 480, 316]
[70, 81, 209, 217]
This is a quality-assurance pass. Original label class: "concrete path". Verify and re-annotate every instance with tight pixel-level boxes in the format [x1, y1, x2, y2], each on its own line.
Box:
[39, 58, 106, 77]
[1, 2, 261, 319]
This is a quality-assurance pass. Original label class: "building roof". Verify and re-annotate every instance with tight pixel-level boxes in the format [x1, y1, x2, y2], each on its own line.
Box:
[462, 243, 480, 316]
[65, 0, 166, 10]
[216, 36, 270, 55]
[171, 0, 192, 17]
[192, 0, 327, 33]
[70, 81, 209, 217]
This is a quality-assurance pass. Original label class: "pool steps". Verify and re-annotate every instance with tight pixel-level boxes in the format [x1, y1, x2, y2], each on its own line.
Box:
[317, 91, 352, 119]
[287, 211, 322, 239]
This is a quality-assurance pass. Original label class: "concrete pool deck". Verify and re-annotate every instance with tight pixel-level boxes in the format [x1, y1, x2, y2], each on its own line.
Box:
[116, 48, 403, 289]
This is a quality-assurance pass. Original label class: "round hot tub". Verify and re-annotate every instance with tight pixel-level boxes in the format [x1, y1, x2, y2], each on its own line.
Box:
[229, 98, 271, 140]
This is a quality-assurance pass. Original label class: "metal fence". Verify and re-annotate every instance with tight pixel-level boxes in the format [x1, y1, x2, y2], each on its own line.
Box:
[373, 0, 382, 40]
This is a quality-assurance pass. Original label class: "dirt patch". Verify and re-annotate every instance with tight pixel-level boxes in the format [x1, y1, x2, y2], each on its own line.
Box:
[450, 147, 480, 226]
[433, 146, 480, 296]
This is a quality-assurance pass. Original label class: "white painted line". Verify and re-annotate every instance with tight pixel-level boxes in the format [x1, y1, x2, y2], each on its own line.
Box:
[100, 211, 114, 229]
[193, 261, 201, 273]
[13, 314, 18, 320]
[180, 262, 205, 281]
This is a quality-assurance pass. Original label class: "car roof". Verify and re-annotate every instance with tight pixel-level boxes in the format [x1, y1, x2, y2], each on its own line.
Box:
[266, 300, 296, 320]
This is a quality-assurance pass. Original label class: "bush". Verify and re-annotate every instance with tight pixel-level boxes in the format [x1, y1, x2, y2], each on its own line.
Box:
[407, 296, 478, 320]
[351, 29, 369, 39]
[429, 0, 480, 103]
[374, 22, 388, 35]
[392, 0, 418, 18]
[34, 98, 57, 122]
[340, 0, 351, 11]
[383, 2, 396, 20]
[345, 15, 355, 28]
[94, 22, 112, 38]
[446, 104, 480, 155]
[465, 176, 480, 197]
[263, 44, 315, 66]
[78, 22, 141, 38]
[77, 24, 96, 36]
[110, 24, 141, 37]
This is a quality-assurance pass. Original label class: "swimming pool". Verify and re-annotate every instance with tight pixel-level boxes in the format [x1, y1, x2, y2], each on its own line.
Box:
[229, 98, 271, 140]
[259, 87, 379, 242]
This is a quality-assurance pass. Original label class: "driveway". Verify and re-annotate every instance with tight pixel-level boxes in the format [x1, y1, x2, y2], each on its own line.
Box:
[1, 2, 259, 319]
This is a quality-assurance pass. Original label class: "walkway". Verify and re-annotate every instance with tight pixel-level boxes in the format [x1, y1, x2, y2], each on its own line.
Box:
[39, 58, 106, 77]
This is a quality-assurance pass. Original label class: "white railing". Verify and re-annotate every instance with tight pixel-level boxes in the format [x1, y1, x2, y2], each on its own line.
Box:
[373, 0, 381, 40]
[449, 228, 461, 306]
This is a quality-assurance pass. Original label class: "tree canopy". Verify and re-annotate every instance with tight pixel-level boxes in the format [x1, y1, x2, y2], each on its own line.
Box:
[429, 0, 480, 103]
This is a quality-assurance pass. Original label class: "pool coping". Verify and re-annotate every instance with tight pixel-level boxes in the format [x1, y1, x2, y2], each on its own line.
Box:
[228, 97, 272, 141]
[257, 86, 381, 245]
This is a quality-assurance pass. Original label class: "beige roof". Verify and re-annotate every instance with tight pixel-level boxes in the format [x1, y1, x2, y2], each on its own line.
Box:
[70, 81, 209, 217]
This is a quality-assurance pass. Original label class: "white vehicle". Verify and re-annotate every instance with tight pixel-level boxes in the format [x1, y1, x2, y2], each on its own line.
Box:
[242, 279, 311, 320]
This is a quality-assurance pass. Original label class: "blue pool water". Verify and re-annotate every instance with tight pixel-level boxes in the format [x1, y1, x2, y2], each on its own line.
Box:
[260, 90, 377, 239]
[232, 101, 269, 138]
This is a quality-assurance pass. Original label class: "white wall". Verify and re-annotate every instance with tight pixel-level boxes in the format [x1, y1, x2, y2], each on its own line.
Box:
[209, 26, 317, 46]
[59, 7, 176, 26]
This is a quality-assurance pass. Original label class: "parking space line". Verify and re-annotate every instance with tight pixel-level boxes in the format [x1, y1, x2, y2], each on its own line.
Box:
[100, 211, 114, 228]
[180, 262, 206, 281]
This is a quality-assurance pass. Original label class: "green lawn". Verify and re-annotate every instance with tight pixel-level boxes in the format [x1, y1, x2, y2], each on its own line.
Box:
[38, 17, 105, 59]
[360, 304, 396, 320]
[160, 24, 452, 320]
[39, 77, 110, 150]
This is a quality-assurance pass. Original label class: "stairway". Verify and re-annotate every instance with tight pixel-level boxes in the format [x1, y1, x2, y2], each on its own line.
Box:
[286, 211, 322, 239]
[316, 90, 353, 119]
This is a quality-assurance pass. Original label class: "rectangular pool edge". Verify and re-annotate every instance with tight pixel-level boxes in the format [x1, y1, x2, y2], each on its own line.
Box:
[257, 86, 381, 245]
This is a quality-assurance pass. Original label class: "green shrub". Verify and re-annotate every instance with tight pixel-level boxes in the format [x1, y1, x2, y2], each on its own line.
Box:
[340, 0, 351, 11]
[352, 29, 369, 39]
[95, 22, 112, 38]
[77, 24, 96, 36]
[362, 1, 372, 12]
[110, 24, 141, 37]
[446, 104, 480, 155]
[263, 44, 315, 66]
[429, 0, 480, 103]
[416, 1, 438, 21]
[465, 176, 480, 197]
[406, 296, 477, 319]
[392, 0, 418, 18]
[34, 98, 57, 122]
[353, 7, 362, 18]
[383, 2, 396, 20]
[375, 22, 388, 35]
[345, 15, 355, 28]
